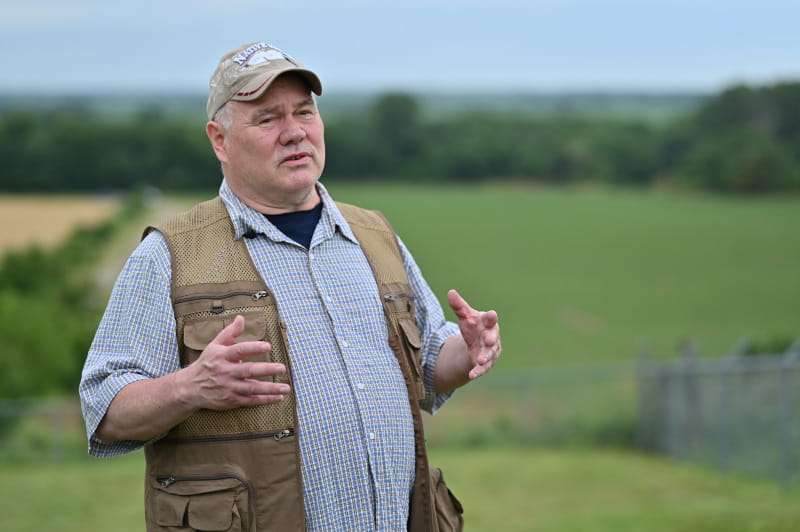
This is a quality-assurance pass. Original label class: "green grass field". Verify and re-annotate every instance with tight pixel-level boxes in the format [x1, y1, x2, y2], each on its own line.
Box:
[1, 447, 797, 532]
[329, 182, 800, 366]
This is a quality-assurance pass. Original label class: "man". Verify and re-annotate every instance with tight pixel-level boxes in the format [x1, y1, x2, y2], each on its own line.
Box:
[80, 41, 501, 531]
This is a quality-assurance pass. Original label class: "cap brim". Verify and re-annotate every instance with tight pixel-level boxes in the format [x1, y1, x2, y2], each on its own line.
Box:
[232, 68, 323, 103]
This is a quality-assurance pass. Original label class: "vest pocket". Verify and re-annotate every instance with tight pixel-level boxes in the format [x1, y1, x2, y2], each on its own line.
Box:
[397, 316, 426, 400]
[430, 467, 464, 532]
[182, 310, 269, 367]
[150, 475, 250, 531]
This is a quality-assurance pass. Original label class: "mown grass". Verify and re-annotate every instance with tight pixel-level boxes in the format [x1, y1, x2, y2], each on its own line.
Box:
[329, 181, 800, 366]
[0, 447, 797, 532]
[431, 446, 800, 532]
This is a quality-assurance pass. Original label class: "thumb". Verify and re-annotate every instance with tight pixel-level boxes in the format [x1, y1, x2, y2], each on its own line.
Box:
[212, 315, 245, 347]
[447, 289, 474, 320]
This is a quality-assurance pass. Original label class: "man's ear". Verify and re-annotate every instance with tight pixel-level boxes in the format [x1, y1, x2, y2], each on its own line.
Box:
[206, 121, 228, 163]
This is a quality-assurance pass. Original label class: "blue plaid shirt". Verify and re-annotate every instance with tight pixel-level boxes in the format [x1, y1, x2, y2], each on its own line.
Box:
[79, 180, 459, 531]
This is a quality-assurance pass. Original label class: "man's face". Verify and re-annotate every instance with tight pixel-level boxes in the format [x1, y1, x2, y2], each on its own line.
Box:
[209, 73, 326, 212]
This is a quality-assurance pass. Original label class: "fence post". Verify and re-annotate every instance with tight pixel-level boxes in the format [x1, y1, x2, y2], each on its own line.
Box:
[681, 341, 701, 459]
[716, 339, 749, 474]
[635, 341, 653, 450]
[663, 341, 697, 459]
[778, 339, 800, 490]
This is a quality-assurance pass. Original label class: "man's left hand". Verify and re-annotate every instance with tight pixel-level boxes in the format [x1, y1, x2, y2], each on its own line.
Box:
[447, 289, 502, 380]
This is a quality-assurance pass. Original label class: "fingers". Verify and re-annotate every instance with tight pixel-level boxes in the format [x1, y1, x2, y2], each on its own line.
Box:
[230, 361, 286, 381]
[213, 314, 246, 347]
[469, 339, 502, 380]
[480, 315, 500, 351]
[449, 290, 499, 328]
[481, 309, 499, 330]
[212, 315, 272, 364]
[224, 339, 273, 363]
[475, 333, 501, 366]
[457, 299, 500, 380]
[229, 377, 291, 402]
[217, 362, 291, 408]
[469, 363, 493, 380]
[193, 357, 291, 410]
[192, 314, 293, 409]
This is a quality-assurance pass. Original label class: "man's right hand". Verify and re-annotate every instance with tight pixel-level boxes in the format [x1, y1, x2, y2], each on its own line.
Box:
[180, 314, 291, 410]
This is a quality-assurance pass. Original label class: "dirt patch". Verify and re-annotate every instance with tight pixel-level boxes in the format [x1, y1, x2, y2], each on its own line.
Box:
[0, 195, 120, 253]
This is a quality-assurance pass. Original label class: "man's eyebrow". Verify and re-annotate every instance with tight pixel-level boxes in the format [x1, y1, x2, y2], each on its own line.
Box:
[250, 98, 315, 120]
[251, 105, 280, 121]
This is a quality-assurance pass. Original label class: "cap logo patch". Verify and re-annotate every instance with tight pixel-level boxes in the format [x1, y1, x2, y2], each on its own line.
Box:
[232, 42, 298, 69]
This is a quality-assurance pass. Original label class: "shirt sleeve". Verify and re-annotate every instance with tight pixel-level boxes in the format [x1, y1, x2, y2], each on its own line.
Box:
[78, 231, 180, 457]
[395, 237, 460, 414]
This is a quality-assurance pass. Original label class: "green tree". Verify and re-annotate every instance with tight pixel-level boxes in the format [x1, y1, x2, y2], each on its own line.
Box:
[369, 93, 423, 176]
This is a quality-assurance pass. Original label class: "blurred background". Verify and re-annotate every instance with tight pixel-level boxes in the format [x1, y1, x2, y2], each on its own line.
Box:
[1, 1, 799, 530]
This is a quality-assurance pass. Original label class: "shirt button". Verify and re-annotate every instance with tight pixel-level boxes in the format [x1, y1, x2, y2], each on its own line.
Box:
[356, 383, 365, 390]
[341, 340, 350, 348]
[326, 296, 333, 302]
[368, 432, 376, 440]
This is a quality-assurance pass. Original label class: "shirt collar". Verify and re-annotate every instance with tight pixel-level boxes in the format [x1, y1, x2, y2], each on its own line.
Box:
[218, 179, 359, 245]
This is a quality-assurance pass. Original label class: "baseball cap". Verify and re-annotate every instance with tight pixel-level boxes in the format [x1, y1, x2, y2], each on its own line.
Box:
[207, 42, 323, 120]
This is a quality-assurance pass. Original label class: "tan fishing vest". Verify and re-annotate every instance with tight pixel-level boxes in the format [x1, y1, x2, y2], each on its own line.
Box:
[142, 197, 463, 532]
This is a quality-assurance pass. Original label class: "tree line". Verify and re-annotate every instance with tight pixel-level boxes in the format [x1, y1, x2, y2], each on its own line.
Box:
[2, 81, 799, 194]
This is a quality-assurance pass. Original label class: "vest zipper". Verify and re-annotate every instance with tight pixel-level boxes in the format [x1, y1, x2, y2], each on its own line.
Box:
[167, 428, 295, 445]
[156, 472, 251, 493]
[273, 428, 292, 440]
[155, 472, 256, 525]
[174, 290, 268, 304]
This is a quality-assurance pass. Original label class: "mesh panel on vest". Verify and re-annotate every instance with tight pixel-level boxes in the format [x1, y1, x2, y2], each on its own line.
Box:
[170, 397, 296, 438]
[162, 198, 260, 288]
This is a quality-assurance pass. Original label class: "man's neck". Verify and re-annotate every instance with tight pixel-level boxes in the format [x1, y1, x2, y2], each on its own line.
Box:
[227, 179, 322, 215]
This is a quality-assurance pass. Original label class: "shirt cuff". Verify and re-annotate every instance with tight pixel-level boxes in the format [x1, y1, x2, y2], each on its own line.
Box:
[419, 321, 460, 414]
[83, 371, 152, 458]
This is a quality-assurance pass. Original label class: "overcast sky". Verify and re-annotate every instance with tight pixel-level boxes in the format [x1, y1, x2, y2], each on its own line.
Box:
[1, 0, 798, 94]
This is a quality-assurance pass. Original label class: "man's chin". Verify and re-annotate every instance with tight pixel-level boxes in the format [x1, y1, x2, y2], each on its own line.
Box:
[281, 169, 322, 188]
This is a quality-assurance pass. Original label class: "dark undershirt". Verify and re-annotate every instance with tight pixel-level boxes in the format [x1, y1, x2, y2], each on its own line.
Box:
[265, 201, 323, 249]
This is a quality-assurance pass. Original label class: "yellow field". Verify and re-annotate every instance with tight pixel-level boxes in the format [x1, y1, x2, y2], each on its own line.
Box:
[0, 195, 119, 253]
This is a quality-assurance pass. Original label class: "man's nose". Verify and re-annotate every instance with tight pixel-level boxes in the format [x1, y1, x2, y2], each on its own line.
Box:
[279, 118, 307, 145]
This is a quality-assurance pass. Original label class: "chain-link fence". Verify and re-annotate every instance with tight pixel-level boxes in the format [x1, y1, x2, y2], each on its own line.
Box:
[425, 361, 639, 448]
[637, 340, 800, 489]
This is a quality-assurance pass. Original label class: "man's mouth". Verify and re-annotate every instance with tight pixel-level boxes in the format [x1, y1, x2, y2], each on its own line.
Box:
[282, 153, 310, 163]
